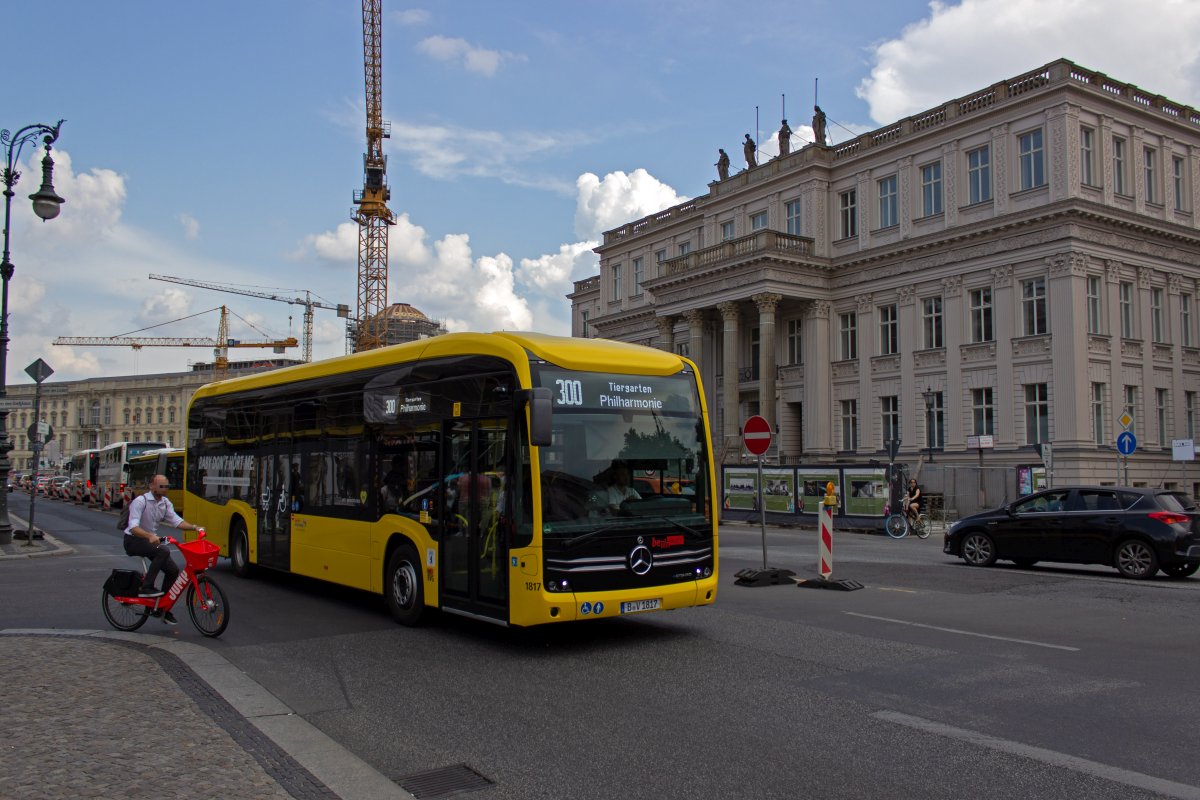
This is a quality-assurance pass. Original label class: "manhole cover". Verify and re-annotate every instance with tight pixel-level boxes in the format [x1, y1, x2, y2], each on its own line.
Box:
[396, 764, 493, 799]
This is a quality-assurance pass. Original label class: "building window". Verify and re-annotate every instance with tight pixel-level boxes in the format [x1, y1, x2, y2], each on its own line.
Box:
[1145, 147, 1157, 203]
[1092, 383, 1106, 444]
[1119, 281, 1134, 338]
[103, 405, 112, 425]
[785, 199, 802, 235]
[1113, 137, 1127, 195]
[123, 409, 130, 425]
[972, 388, 995, 436]
[749, 327, 760, 381]
[969, 288, 993, 343]
[580, 309, 590, 338]
[1151, 287, 1165, 343]
[878, 304, 899, 355]
[878, 175, 898, 228]
[1021, 277, 1047, 336]
[721, 220, 736, 241]
[1025, 383, 1049, 445]
[678, 242, 690, 256]
[632, 257, 644, 296]
[169, 408, 176, 424]
[750, 211, 768, 231]
[928, 391, 945, 449]
[786, 319, 802, 365]
[1124, 385, 1138, 434]
[839, 312, 857, 360]
[967, 145, 991, 203]
[1182, 293, 1194, 348]
[922, 296, 943, 349]
[1080, 127, 1095, 186]
[921, 161, 943, 216]
[1018, 129, 1045, 190]
[1186, 391, 1197, 439]
[90, 402, 100, 426]
[840, 400, 858, 451]
[1173, 156, 1186, 211]
[881, 396, 900, 447]
[839, 189, 857, 239]
[1157, 388, 1169, 445]
[611, 263, 622, 299]
[1086, 276, 1103, 334]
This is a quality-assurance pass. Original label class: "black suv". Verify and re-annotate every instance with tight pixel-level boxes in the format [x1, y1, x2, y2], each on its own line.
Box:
[944, 486, 1200, 579]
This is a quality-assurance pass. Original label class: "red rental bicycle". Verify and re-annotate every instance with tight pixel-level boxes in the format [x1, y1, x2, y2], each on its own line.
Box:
[101, 532, 230, 638]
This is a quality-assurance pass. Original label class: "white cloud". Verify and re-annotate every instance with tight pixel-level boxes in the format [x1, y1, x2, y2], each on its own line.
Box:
[574, 169, 689, 241]
[393, 8, 430, 26]
[415, 35, 525, 78]
[518, 241, 598, 293]
[858, 0, 1200, 124]
[178, 213, 199, 240]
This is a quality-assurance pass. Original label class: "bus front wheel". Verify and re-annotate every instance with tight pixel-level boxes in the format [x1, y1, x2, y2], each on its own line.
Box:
[230, 520, 253, 578]
[386, 544, 426, 627]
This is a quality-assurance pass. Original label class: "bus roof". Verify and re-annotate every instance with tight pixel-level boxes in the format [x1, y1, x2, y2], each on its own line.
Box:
[128, 447, 183, 461]
[189, 331, 689, 401]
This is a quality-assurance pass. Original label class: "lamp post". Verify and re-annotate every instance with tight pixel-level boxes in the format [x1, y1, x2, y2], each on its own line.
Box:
[922, 386, 936, 465]
[0, 120, 66, 545]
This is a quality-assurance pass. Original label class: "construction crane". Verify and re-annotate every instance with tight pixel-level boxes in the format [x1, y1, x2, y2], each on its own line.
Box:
[351, 0, 395, 353]
[148, 273, 350, 363]
[53, 305, 298, 381]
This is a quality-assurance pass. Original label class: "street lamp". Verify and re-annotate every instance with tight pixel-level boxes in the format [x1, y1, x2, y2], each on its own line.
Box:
[0, 120, 65, 544]
[922, 386, 937, 464]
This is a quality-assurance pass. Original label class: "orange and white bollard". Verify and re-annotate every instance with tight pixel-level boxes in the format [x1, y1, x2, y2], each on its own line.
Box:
[798, 480, 863, 592]
[102, 485, 112, 510]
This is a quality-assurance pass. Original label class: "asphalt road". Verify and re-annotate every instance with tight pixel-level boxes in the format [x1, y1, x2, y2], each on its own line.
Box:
[4, 496, 1199, 800]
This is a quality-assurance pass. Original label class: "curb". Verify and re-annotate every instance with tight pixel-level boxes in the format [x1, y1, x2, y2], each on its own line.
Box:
[1, 628, 415, 800]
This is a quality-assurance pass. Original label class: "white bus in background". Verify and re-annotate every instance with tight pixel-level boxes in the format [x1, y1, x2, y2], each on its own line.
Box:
[96, 440, 167, 507]
[68, 448, 101, 494]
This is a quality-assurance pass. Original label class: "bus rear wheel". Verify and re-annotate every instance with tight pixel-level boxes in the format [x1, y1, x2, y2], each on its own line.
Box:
[386, 544, 426, 627]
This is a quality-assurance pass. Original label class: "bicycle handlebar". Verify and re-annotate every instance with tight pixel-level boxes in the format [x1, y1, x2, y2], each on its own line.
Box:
[164, 529, 206, 547]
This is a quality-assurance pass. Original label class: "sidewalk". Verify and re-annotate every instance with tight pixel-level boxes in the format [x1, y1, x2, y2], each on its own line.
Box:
[0, 510, 414, 800]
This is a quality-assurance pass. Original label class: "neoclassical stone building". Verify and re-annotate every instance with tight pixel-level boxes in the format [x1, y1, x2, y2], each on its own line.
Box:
[571, 60, 1200, 493]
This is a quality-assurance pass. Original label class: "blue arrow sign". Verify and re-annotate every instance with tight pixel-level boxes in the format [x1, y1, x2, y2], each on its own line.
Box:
[1116, 431, 1137, 456]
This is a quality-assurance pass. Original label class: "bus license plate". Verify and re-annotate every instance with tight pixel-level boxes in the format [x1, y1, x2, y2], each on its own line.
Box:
[620, 598, 661, 614]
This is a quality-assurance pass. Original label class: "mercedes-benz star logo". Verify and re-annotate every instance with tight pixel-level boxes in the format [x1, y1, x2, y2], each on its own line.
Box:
[628, 545, 653, 576]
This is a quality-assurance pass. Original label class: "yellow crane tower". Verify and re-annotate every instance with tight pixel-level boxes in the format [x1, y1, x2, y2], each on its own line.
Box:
[53, 306, 298, 381]
[352, 0, 395, 352]
[148, 273, 350, 363]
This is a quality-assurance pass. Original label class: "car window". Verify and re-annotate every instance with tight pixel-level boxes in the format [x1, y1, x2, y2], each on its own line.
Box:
[1078, 490, 1122, 511]
[1156, 492, 1189, 513]
[1163, 491, 1197, 512]
[1015, 490, 1070, 513]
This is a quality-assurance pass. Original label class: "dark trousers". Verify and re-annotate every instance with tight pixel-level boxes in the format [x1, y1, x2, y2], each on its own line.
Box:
[123, 534, 180, 592]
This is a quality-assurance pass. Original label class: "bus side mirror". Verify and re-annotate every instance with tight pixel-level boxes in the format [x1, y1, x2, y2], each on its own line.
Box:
[519, 388, 553, 447]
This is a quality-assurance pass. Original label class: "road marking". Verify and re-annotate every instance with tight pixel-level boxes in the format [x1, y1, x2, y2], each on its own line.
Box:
[844, 611, 1080, 651]
[873, 711, 1200, 800]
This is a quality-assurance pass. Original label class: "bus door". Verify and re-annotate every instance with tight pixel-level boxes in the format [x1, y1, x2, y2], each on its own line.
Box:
[440, 418, 508, 620]
[256, 408, 292, 571]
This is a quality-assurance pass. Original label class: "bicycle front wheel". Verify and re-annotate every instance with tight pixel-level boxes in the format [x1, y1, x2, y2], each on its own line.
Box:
[884, 514, 909, 539]
[101, 588, 150, 631]
[186, 575, 230, 637]
[915, 513, 931, 539]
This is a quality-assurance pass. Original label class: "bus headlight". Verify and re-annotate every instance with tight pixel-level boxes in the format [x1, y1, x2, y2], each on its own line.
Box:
[546, 579, 571, 593]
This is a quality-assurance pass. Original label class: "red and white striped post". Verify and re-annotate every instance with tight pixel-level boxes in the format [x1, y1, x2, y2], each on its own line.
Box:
[819, 481, 836, 581]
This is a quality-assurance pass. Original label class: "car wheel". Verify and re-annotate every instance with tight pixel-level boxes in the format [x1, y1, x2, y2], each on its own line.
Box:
[961, 532, 997, 567]
[230, 520, 253, 578]
[385, 544, 426, 626]
[1161, 562, 1199, 579]
[1114, 539, 1159, 579]
[1011, 558, 1038, 569]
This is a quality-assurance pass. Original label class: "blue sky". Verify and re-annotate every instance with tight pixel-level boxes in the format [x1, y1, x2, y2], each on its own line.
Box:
[5, 0, 1200, 382]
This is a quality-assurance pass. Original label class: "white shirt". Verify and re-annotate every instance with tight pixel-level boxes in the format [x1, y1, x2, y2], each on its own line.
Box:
[124, 491, 184, 536]
[607, 484, 641, 508]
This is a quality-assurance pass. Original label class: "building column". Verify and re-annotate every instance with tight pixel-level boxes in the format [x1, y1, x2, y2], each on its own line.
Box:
[717, 301, 741, 444]
[804, 300, 834, 455]
[655, 315, 676, 353]
[1048, 254, 1092, 454]
[753, 293, 782, 434]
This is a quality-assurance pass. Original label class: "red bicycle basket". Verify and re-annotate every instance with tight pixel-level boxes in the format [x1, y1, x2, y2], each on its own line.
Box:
[179, 539, 220, 571]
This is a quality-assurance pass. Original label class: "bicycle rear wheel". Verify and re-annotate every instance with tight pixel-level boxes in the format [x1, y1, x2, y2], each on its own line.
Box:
[101, 589, 150, 631]
[915, 513, 931, 539]
[884, 514, 909, 539]
[186, 575, 230, 638]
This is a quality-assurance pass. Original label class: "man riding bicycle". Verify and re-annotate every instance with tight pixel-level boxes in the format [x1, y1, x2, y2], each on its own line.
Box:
[123, 473, 204, 625]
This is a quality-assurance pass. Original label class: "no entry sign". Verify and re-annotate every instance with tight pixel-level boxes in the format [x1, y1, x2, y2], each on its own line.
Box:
[742, 415, 772, 456]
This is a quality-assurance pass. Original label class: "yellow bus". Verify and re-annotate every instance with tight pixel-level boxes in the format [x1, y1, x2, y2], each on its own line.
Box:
[126, 447, 185, 511]
[185, 332, 717, 627]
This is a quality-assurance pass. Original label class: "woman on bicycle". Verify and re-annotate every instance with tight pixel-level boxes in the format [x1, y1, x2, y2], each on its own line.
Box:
[906, 478, 923, 523]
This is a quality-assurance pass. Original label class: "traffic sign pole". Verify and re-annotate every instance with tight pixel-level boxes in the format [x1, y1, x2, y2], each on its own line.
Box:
[733, 416, 795, 587]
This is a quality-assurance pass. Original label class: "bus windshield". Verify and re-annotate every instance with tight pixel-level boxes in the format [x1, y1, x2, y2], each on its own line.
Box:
[534, 368, 710, 536]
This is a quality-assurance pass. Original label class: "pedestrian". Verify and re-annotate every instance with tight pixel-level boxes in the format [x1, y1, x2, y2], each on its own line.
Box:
[123, 473, 205, 624]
